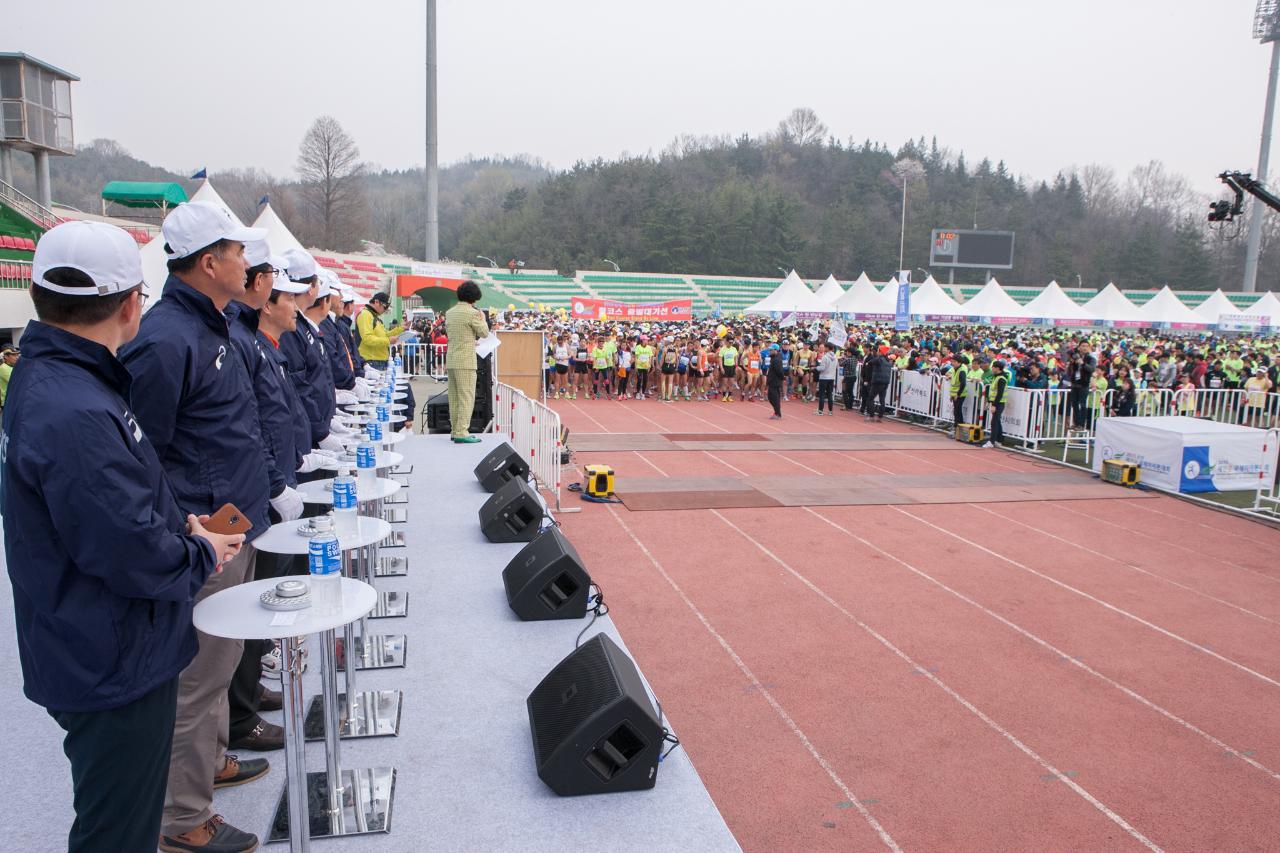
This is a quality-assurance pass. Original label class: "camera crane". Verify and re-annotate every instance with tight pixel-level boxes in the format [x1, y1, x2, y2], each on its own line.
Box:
[1209, 170, 1280, 223]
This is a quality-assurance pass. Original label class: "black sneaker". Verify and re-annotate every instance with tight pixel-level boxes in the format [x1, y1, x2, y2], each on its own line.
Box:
[213, 754, 269, 789]
[159, 814, 259, 853]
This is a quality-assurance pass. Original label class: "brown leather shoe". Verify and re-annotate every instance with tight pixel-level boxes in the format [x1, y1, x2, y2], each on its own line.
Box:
[159, 814, 259, 852]
[213, 753, 270, 788]
[228, 720, 284, 752]
[258, 688, 282, 712]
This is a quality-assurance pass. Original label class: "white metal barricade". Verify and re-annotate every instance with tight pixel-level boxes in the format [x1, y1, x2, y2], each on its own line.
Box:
[1253, 428, 1280, 515]
[389, 342, 447, 379]
[491, 381, 563, 511]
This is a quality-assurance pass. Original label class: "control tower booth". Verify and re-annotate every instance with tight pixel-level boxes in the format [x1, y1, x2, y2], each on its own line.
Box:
[0, 53, 78, 210]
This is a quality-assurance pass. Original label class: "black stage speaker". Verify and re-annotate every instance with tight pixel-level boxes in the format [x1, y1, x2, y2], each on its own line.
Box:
[502, 527, 590, 621]
[426, 355, 493, 434]
[474, 441, 530, 493]
[526, 634, 662, 796]
[478, 476, 542, 543]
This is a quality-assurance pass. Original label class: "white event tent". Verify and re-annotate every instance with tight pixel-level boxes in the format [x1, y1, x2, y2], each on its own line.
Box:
[744, 270, 832, 314]
[832, 272, 896, 317]
[1081, 283, 1146, 326]
[812, 274, 845, 305]
[1191, 289, 1239, 323]
[1020, 280, 1098, 325]
[1136, 285, 1208, 328]
[955, 278, 1031, 320]
[1245, 291, 1280, 326]
[252, 202, 305, 255]
[906, 276, 965, 317]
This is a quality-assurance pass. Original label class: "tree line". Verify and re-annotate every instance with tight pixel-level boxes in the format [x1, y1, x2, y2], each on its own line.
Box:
[8, 109, 1275, 291]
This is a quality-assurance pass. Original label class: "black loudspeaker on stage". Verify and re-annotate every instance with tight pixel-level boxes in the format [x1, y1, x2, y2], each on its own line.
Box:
[478, 476, 542, 543]
[526, 634, 662, 796]
[474, 442, 530, 493]
[502, 527, 590, 621]
[426, 353, 493, 434]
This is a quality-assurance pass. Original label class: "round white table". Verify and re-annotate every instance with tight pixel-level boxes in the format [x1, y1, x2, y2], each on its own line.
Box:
[195, 577, 376, 852]
[315, 450, 404, 472]
[342, 402, 409, 414]
[297, 476, 402, 505]
[254, 515, 392, 555]
[335, 429, 407, 449]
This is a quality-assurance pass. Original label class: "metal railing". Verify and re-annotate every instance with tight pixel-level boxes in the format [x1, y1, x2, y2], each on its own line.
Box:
[0, 259, 32, 290]
[388, 342, 447, 379]
[0, 178, 60, 230]
[490, 380, 563, 511]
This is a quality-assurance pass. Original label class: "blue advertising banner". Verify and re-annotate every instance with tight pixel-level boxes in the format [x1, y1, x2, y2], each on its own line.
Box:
[894, 270, 911, 331]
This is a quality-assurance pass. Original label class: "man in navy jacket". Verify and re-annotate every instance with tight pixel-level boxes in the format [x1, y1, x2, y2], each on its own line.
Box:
[3, 221, 243, 853]
[278, 249, 340, 452]
[119, 201, 274, 853]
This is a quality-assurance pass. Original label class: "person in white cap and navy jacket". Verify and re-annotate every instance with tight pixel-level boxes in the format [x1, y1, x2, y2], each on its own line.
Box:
[119, 200, 275, 853]
[2, 220, 244, 853]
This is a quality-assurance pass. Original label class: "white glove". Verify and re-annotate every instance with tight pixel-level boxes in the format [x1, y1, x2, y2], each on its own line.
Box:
[329, 417, 354, 435]
[312, 447, 339, 459]
[297, 452, 333, 474]
[335, 389, 359, 405]
[270, 486, 304, 521]
[364, 365, 382, 380]
[318, 433, 346, 453]
[354, 378, 372, 402]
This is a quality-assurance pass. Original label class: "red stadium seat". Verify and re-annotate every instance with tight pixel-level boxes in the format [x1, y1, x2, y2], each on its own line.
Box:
[0, 236, 15, 249]
[24, 238, 37, 250]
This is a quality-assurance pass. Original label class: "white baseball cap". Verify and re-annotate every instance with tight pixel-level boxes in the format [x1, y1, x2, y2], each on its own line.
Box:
[314, 268, 336, 299]
[268, 254, 311, 294]
[161, 201, 266, 260]
[244, 239, 271, 268]
[32, 220, 145, 296]
[282, 248, 318, 282]
[341, 287, 356, 304]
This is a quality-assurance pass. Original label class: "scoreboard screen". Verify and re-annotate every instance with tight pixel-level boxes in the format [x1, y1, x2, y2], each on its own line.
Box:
[930, 229, 1015, 270]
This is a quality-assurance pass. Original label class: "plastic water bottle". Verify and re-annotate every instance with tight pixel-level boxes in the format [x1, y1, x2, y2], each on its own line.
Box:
[365, 420, 383, 444]
[357, 437, 377, 494]
[379, 384, 392, 404]
[331, 468, 358, 539]
[375, 403, 390, 424]
[308, 515, 342, 616]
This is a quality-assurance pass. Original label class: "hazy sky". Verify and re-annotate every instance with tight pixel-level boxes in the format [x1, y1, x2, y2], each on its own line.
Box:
[3, 1, 1275, 197]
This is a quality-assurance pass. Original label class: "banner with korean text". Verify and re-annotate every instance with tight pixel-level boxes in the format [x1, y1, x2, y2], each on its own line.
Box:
[570, 297, 694, 321]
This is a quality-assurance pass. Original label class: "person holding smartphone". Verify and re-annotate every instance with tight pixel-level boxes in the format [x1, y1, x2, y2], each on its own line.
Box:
[3, 221, 244, 853]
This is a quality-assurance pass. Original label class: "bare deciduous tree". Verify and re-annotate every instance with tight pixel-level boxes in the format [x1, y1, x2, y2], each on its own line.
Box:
[777, 107, 828, 146]
[296, 116, 367, 250]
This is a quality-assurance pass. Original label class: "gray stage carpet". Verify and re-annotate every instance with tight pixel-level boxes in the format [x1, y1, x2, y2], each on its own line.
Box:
[0, 433, 739, 852]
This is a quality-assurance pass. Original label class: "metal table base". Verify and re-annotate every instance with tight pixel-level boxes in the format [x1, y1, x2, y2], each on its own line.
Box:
[375, 555, 409, 577]
[268, 767, 396, 842]
[304, 688, 403, 740]
[336, 632, 407, 669]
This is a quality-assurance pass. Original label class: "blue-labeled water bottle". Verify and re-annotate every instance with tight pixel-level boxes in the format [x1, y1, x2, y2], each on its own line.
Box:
[380, 384, 392, 404]
[375, 404, 389, 424]
[307, 515, 342, 616]
[331, 468, 358, 539]
[365, 420, 383, 444]
[357, 436, 377, 494]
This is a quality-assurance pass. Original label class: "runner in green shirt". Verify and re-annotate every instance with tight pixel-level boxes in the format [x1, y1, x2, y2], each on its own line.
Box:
[719, 340, 740, 401]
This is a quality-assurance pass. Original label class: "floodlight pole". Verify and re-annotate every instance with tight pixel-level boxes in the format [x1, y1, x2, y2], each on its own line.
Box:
[898, 177, 909, 273]
[1243, 38, 1280, 293]
[425, 0, 440, 262]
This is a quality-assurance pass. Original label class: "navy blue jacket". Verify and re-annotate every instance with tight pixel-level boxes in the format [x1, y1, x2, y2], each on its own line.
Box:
[225, 301, 289, 496]
[321, 314, 356, 391]
[2, 321, 216, 712]
[279, 313, 335, 447]
[258, 329, 308, 489]
[120, 276, 272, 541]
[336, 314, 365, 374]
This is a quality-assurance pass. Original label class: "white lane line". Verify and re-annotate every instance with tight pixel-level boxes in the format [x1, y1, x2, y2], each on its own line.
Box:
[605, 506, 903, 853]
[889, 506, 1280, 690]
[834, 450, 897, 475]
[1125, 496, 1274, 546]
[1055, 501, 1280, 587]
[804, 507, 1280, 783]
[563, 399, 611, 433]
[703, 451, 750, 477]
[771, 450, 824, 475]
[634, 451, 669, 478]
[710, 509, 1164, 851]
[968, 503, 1280, 627]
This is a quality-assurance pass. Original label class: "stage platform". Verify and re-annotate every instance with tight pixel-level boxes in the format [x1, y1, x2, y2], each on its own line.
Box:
[0, 433, 739, 853]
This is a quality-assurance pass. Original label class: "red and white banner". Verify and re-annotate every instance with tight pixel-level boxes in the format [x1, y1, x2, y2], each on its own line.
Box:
[569, 296, 693, 320]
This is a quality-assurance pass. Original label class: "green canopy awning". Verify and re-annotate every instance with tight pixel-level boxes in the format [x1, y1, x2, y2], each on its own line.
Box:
[410, 285, 530, 313]
[101, 181, 189, 208]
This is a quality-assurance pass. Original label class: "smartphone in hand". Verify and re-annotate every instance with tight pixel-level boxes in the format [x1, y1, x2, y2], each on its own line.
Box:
[204, 503, 252, 536]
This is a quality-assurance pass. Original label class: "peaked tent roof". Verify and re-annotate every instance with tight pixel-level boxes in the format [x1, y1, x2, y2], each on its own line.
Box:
[189, 180, 242, 224]
[813, 274, 846, 304]
[1244, 291, 1280, 324]
[906, 276, 965, 316]
[1081, 283, 1145, 324]
[832, 272, 895, 315]
[251, 203, 305, 256]
[744, 270, 832, 313]
[139, 233, 168, 310]
[1136, 285, 1208, 327]
[955, 277, 1031, 319]
[1020, 280, 1098, 324]
[1191, 289, 1239, 322]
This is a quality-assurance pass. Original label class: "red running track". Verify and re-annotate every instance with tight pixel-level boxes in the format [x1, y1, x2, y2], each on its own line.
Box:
[551, 394, 1280, 852]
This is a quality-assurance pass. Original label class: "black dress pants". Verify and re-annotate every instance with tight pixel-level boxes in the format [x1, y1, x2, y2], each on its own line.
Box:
[50, 677, 179, 853]
[767, 384, 782, 417]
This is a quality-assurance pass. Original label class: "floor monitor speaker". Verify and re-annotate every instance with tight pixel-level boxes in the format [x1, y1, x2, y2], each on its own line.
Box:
[502, 527, 590, 621]
[474, 442, 531, 493]
[478, 476, 542, 543]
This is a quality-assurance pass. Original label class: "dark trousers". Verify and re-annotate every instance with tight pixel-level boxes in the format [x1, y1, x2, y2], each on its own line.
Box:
[817, 379, 835, 412]
[859, 382, 873, 414]
[990, 401, 1005, 444]
[226, 546, 287, 741]
[636, 369, 649, 396]
[1069, 386, 1088, 427]
[870, 381, 889, 417]
[841, 377, 855, 410]
[767, 384, 782, 416]
[50, 677, 179, 853]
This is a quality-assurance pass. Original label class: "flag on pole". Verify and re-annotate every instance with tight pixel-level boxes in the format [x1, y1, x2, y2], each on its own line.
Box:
[828, 322, 848, 348]
[190, 168, 207, 180]
[779, 312, 797, 328]
[258, 195, 269, 206]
